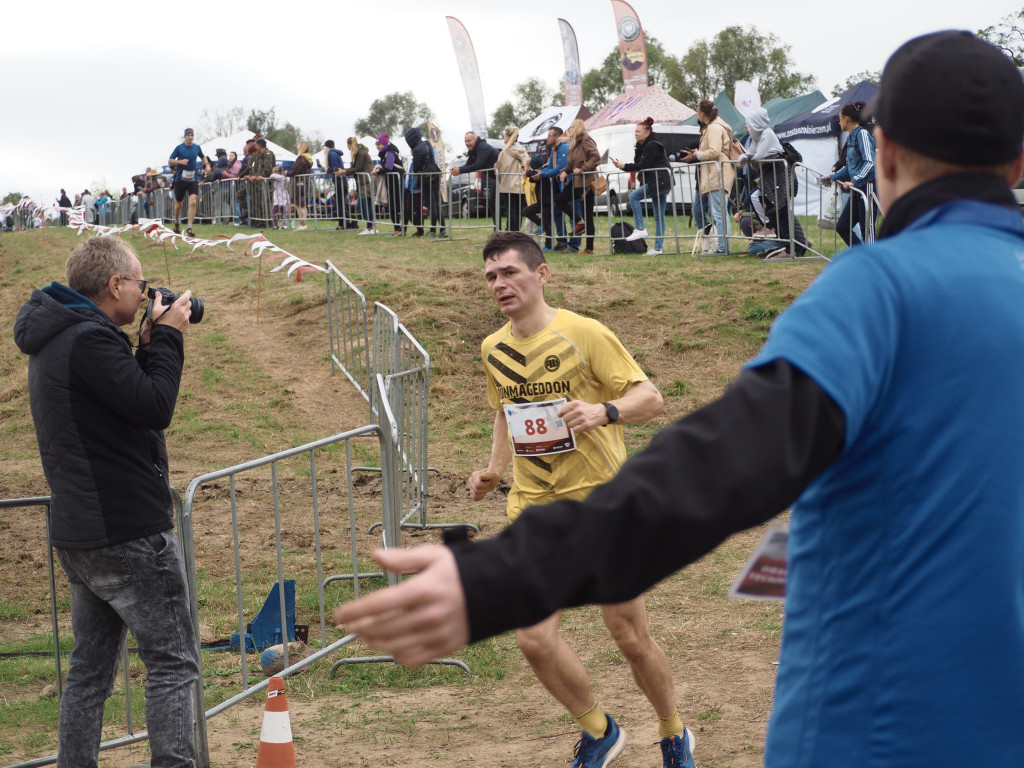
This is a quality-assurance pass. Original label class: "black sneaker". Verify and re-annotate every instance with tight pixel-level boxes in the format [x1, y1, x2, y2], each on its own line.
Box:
[173, 223, 181, 234]
[185, 227, 195, 237]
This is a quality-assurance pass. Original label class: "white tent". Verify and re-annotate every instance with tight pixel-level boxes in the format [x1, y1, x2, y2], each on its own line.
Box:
[199, 132, 297, 163]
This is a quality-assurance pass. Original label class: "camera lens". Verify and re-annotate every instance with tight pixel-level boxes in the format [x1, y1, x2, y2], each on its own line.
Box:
[188, 297, 204, 324]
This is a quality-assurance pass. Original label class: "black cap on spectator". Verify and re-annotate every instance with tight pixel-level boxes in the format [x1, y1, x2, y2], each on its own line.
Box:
[865, 30, 1024, 165]
[256, 138, 267, 146]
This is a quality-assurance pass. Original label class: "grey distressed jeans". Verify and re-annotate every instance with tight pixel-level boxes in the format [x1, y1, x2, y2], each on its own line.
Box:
[55, 530, 200, 768]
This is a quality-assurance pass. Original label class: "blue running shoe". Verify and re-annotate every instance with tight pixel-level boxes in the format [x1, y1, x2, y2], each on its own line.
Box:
[659, 727, 696, 767]
[571, 714, 626, 768]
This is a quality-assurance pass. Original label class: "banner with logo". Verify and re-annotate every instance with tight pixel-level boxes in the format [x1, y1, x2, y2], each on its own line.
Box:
[734, 80, 762, 118]
[427, 122, 448, 203]
[558, 19, 583, 107]
[446, 16, 489, 139]
[610, 0, 648, 93]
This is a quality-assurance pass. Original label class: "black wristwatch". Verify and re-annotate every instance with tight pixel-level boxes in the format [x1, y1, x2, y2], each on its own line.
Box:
[601, 402, 619, 425]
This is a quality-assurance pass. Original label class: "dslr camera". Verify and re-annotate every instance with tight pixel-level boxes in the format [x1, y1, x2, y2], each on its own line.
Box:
[146, 286, 205, 324]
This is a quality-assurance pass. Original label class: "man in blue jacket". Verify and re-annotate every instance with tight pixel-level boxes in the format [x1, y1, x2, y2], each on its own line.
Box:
[14, 237, 199, 768]
[337, 31, 1024, 768]
[527, 127, 569, 251]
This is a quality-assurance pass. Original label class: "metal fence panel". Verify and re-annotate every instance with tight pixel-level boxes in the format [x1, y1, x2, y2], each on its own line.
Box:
[325, 260, 371, 411]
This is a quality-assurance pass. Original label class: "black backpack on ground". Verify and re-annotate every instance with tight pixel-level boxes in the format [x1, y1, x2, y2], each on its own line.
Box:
[610, 221, 647, 253]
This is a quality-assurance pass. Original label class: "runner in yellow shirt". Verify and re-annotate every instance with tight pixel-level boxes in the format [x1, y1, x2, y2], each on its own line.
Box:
[468, 231, 696, 768]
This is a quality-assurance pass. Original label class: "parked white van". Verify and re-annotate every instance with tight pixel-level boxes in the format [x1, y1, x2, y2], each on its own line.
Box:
[589, 123, 701, 215]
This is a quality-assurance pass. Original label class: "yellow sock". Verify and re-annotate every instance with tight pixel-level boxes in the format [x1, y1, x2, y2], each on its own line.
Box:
[658, 710, 686, 739]
[575, 703, 608, 739]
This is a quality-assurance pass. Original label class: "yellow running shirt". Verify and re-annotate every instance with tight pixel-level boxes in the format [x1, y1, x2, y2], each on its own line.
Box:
[482, 309, 648, 521]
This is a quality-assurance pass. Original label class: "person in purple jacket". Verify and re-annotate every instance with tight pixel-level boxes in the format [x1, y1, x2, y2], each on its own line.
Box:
[373, 132, 406, 235]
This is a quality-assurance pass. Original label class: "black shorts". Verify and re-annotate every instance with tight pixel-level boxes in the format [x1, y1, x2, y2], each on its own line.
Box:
[173, 179, 199, 201]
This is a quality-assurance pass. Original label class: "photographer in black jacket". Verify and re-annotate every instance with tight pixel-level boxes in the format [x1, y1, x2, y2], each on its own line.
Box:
[14, 237, 198, 768]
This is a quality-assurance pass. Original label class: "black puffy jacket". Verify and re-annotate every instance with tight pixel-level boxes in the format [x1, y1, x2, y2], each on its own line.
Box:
[404, 127, 439, 174]
[14, 283, 184, 548]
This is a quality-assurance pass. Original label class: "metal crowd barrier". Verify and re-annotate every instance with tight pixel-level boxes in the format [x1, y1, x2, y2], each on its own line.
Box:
[368, 304, 460, 531]
[179, 423, 400, 766]
[696, 157, 830, 263]
[403, 170, 448, 238]
[326, 260, 372, 410]
[445, 167, 496, 239]
[1, 415, 470, 767]
[512, 165, 695, 255]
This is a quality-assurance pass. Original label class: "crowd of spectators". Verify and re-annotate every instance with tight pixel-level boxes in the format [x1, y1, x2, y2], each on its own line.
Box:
[43, 109, 877, 256]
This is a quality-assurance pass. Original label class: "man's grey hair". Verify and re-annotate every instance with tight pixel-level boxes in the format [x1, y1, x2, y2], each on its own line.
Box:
[66, 237, 136, 300]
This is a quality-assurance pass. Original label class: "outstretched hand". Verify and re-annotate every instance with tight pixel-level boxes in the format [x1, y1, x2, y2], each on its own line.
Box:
[332, 545, 470, 667]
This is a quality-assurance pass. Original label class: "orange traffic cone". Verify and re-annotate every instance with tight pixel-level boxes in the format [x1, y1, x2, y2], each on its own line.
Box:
[254, 675, 296, 768]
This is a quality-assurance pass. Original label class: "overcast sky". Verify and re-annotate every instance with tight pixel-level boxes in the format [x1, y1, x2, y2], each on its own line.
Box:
[2, 0, 1019, 202]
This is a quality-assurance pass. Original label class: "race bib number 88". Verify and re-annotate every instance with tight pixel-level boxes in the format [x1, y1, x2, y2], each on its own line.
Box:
[504, 398, 576, 456]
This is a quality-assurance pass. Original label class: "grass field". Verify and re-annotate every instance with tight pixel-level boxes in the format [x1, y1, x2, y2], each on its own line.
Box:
[0, 220, 828, 767]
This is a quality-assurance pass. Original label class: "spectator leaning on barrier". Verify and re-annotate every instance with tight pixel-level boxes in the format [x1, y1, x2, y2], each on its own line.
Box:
[335, 29, 1024, 768]
[452, 131, 500, 220]
[207, 148, 229, 182]
[529, 126, 569, 252]
[14, 237, 199, 768]
[521, 153, 546, 235]
[739, 109, 808, 259]
[285, 141, 313, 230]
[373, 132, 406, 235]
[324, 139, 353, 230]
[346, 137, 377, 236]
[404, 126, 445, 238]
[614, 117, 671, 256]
[826, 102, 876, 247]
[168, 127, 209, 237]
[682, 100, 735, 254]
[556, 118, 601, 255]
[237, 137, 275, 227]
[223, 151, 242, 180]
[494, 125, 529, 233]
